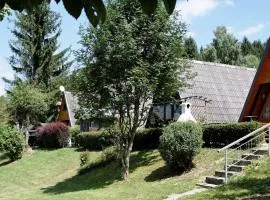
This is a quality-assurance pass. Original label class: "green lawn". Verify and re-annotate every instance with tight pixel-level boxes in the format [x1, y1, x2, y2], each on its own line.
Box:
[0, 148, 224, 200]
[184, 157, 270, 200]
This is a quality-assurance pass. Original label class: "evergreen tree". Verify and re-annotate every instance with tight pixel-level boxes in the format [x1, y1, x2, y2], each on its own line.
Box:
[9, 1, 71, 90]
[251, 40, 265, 59]
[241, 36, 252, 56]
[184, 37, 198, 59]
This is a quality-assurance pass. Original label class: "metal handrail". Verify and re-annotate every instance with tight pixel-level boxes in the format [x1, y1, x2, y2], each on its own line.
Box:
[218, 123, 270, 152]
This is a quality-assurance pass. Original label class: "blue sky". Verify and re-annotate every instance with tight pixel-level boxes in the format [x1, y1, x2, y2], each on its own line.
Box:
[0, 0, 270, 95]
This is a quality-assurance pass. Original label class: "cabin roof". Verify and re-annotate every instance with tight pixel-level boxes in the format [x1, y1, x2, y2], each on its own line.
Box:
[64, 91, 78, 126]
[180, 60, 256, 123]
[239, 39, 270, 122]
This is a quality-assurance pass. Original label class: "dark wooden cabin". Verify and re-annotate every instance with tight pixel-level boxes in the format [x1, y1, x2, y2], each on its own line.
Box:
[239, 39, 270, 123]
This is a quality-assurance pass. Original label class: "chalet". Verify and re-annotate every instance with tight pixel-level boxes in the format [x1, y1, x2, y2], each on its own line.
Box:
[240, 39, 270, 122]
[58, 59, 258, 128]
[57, 91, 78, 127]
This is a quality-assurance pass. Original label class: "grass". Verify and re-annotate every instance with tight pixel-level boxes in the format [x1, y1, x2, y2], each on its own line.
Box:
[0, 148, 224, 200]
[184, 157, 270, 200]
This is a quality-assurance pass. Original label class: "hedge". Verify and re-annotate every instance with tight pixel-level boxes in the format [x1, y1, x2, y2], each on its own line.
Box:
[75, 128, 163, 150]
[202, 121, 261, 147]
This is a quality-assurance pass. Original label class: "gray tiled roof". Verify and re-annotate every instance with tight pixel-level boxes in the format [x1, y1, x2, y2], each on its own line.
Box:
[180, 60, 256, 123]
[64, 91, 78, 127]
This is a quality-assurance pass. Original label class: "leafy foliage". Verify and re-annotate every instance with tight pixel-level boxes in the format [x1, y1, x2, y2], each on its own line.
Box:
[199, 26, 265, 68]
[0, 5, 10, 21]
[159, 122, 203, 171]
[238, 54, 259, 68]
[69, 125, 80, 137]
[0, 96, 9, 124]
[202, 121, 261, 147]
[37, 122, 70, 148]
[74, 0, 190, 179]
[0, 124, 24, 161]
[7, 82, 48, 128]
[0, 0, 178, 26]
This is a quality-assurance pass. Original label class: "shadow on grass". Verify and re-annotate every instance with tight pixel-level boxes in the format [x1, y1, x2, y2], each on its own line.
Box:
[212, 177, 270, 200]
[0, 160, 12, 167]
[144, 166, 185, 182]
[42, 150, 160, 194]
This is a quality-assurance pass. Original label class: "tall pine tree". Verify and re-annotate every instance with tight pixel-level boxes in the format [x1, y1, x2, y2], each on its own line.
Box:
[9, 0, 71, 90]
[241, 36, 252, 56]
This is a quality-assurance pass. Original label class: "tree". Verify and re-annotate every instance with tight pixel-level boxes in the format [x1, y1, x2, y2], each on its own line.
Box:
[0, 0, 179, 27]
[0, 5, 10, 21]
[202, 45, 217, 62]
[238, 54, 259, 68]
[74, 0, 191, 179]
[212, 26, 241, 65]
[0, 96, 9, 123]
[184, 37, 198, 59]
[241, 36, 252, 56]
[7, 82, 48, 147]
[9, 1, 71, 90]
[251, 40, 265, 59]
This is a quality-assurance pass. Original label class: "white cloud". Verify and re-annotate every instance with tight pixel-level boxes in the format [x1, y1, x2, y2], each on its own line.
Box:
[0, 57, 13, 96]
[176, 0, 235, 22]
[238, 23, 267, 37]
[224, 0, 235, 6]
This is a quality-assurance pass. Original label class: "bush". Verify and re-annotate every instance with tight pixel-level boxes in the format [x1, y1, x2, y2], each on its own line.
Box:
[37, 122, 70, 148]
[159, 121, 203, 171]
[202, 122, 261, 147]
[75, 127, 163, 150]
[0, 124, 24, 161]
[70, 125, 80, 137]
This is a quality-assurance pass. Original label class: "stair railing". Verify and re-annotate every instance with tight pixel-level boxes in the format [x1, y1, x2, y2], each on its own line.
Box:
[218, 123, 270, 183]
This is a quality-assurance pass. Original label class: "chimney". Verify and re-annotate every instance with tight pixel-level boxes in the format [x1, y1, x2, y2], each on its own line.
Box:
[177, 102, 196, 122]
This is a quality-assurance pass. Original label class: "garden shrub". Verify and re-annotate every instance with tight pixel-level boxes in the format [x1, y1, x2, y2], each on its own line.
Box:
[159, 121, 203, 171]
[202, 121, 261, 147]
[70, 125, 80, 137]
[0, 124, 24, 161]
[37, 122, 70, 148]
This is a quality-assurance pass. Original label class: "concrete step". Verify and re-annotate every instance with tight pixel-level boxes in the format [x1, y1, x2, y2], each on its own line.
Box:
[215, 170, 238, 178]
[252, 149, 268, 155]
[241, 153, 262, 160]
[205, 176, 225, 185]
[196, 183, 220, 189]
[226, 164, 245, 172]
[233, 159, 252, 166]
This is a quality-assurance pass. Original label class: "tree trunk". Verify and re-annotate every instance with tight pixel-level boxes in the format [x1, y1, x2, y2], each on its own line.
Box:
[24, 114, 30, 149]
[121, 145, 131, 180]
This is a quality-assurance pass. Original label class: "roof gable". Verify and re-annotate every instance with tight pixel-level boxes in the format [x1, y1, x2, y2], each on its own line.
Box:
[239, 39, 270, 122]
[181, 60, 256, 123]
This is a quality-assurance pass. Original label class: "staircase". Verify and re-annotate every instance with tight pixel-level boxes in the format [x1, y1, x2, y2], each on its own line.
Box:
[197, 123, 270, 189]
